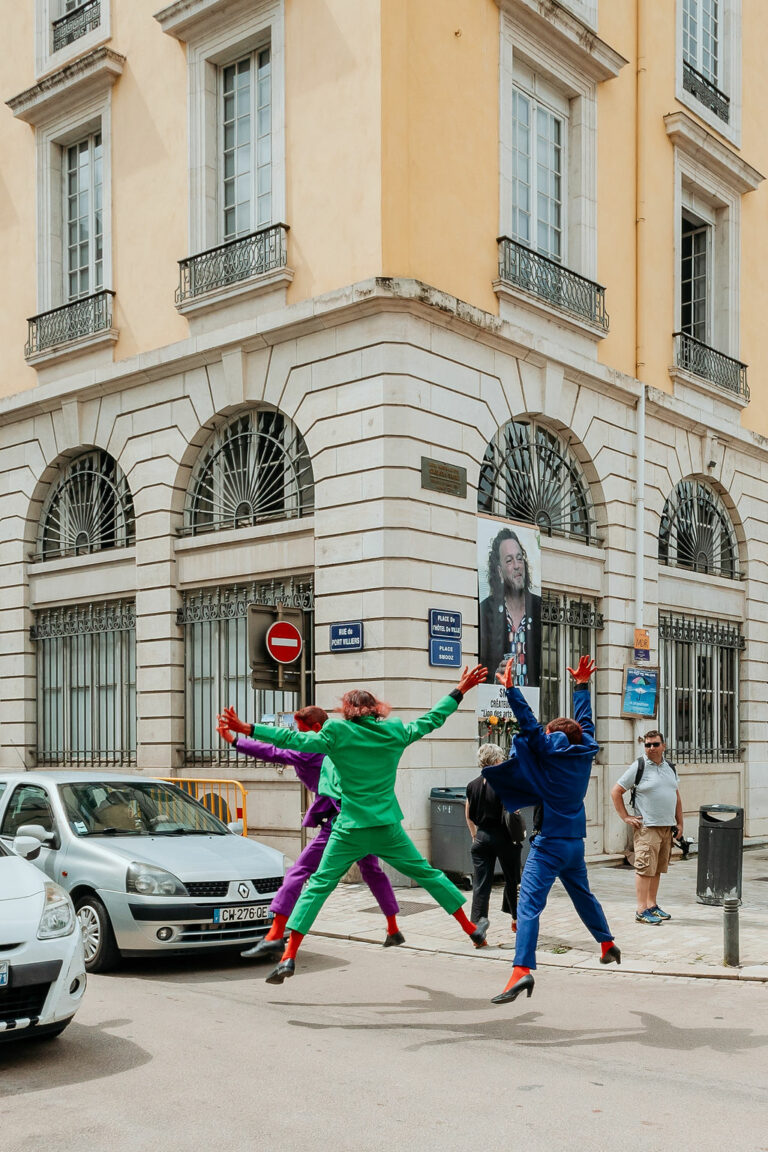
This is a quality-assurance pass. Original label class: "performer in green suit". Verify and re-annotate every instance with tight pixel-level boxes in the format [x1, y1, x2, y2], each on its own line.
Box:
[220, 663, 488, 984]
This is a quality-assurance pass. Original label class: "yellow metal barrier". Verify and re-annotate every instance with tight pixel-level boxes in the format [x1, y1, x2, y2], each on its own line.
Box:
[157, 778, 248, 836]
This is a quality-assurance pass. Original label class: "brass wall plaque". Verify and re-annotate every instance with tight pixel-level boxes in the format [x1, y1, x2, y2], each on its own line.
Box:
[421, 456, 467, 498]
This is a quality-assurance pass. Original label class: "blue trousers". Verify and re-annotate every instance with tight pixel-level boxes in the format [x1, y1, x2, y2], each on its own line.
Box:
[515, 836, 613, 969]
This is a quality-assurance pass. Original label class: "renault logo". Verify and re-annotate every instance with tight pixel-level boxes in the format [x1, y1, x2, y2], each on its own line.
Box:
[238, 883, 250, 899]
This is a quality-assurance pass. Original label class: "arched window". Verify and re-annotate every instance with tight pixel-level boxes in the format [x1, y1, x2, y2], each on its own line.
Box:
[478, 418, 595, 543]
[184, 409, 314, 536]
[658, 479, 738, 579]
[38, 450, 135, 560]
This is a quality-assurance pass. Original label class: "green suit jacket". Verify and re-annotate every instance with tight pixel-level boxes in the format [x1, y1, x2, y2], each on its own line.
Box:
[250, 694, 460, 829]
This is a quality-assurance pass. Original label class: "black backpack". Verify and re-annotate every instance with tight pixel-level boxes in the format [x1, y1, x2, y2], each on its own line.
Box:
[629, 755, 677, 810]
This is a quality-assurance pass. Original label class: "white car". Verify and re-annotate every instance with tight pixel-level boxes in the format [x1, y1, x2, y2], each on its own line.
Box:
[0, 833, 86, 1041]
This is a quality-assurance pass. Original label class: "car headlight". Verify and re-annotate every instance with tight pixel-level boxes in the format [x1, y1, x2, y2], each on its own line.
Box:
[38, 882, 76, 939]
[126, 862, 189, 897]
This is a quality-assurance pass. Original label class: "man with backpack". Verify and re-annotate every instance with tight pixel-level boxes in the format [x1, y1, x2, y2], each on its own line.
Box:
[611, 730, 684, 925]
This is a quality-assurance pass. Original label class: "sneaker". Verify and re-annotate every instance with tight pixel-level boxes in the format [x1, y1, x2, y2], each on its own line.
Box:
[635, 909, 662, 925]
[650, 905, 671, 920]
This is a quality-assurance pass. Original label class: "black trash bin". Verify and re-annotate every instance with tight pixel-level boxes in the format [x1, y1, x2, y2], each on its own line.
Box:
[696, 804, 743, 906]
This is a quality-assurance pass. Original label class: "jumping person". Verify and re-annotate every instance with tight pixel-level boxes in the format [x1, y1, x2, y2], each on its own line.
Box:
[482, 656, 620, 1005]
[232, 664, 489, 984]
[217, 705, 403, 960]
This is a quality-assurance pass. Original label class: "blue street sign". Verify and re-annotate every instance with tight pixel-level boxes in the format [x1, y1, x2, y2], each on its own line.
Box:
[429, 609, 462, 639]
[429, 639, 462, 667]
[330, 621, 364, 652]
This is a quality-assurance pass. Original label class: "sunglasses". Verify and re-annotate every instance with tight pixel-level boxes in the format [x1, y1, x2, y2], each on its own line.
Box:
[644, 741, 662, 748]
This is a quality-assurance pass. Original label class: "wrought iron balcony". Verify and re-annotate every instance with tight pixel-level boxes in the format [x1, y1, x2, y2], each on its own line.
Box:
[52, 0, 101, 53]
[682, 60, 730, 124]
[25, 290, 115, 358]
[176, 223, 289, 305]
[497, 237, 609, 331]
[674, 332, 749, 401]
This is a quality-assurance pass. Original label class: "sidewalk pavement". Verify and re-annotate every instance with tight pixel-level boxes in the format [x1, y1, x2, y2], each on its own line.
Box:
[310, 846, 768, 983]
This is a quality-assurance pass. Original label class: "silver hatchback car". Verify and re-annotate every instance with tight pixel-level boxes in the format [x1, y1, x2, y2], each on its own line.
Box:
[0, 773, 284, 973]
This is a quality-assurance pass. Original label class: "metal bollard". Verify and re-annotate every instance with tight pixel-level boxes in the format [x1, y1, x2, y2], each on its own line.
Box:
[723, 897, 740, 967]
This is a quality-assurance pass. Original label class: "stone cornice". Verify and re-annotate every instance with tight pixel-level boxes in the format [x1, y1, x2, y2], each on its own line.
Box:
[6, 47, 125, 125]
[496, 0, 627, 82]
[154, 0, 261, 41]
[646, 386, 768, 464]
[664, 112, 764, 194]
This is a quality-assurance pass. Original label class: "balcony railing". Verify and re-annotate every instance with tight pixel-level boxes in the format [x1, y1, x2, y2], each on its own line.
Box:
[52, 0, 101, 53]
[682, 59, 730, 124]
[25, 290, 115, 358]
[497, 237, 609, 331]
[674, 332, 749, 401]
[176, 223, 289, 305]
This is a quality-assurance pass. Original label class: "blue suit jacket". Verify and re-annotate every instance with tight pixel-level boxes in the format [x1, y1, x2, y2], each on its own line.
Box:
[482, 684, 598, 839]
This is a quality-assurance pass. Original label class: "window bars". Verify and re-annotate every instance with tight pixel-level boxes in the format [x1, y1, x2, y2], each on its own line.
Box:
[659, 613, 742, 763]
[497, 237, 609, 331]
[176, 223, 288, 304]
[658, 479, 739, 579]
[478, 418, 596, 544]
[52, 0, 101, 53]
[673, 333, 749, 400]
[37, 450, 135, 561]
[178, 580, 314, 766]
[183, 409, 314, 536]
[540, 592, 603, 726]
[25, 290, 115, 358]
[32, 600, 136, 767]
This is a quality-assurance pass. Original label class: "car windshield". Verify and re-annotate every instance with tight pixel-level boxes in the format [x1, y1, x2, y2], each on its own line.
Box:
[59, 781, 229, 837]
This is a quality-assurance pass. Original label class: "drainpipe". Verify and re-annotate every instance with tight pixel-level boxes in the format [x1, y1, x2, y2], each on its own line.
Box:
[634, 0, 647, 633]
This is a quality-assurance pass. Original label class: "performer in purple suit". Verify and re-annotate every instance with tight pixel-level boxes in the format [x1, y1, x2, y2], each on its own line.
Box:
[219, 705, 402, 960]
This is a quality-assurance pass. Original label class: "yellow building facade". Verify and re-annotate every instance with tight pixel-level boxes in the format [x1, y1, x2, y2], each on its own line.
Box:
[1, 1, 766, 861]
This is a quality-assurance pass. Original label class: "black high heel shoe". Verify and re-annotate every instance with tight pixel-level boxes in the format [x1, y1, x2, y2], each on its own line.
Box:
[383, 930, 405, 947]
[599, 944, 621, 965]
[265, 958, 295, 984]
[491, 973, 535, 1004]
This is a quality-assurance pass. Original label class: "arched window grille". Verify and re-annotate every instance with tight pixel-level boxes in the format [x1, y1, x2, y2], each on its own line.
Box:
[38, 450, 135, 560]
[478, 419, 595, 543]
[184, 410, 314, 536]
[658, 479, 738, 579]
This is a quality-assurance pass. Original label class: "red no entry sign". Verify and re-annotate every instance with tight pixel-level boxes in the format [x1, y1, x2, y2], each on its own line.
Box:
[265, 620, 303, 664]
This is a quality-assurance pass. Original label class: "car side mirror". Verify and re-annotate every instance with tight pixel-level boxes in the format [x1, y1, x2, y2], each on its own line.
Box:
[17, 823, 54, 844]
[13, 834, 42, 860]
[227, 820, 244, 836]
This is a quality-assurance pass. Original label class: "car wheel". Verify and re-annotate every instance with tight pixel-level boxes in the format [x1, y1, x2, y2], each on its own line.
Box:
[75, 894, 120, 973]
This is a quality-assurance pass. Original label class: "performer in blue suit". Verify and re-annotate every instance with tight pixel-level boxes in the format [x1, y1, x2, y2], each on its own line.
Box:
[482, 655, 620, 1005]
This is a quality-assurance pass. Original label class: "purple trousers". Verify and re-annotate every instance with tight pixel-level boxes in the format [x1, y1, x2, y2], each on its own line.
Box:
[271, 818, 400, 919]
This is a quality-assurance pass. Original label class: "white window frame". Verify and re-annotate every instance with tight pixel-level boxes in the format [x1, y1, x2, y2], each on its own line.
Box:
[508, 65, 568, 265]
[676, 0, 742, 146]
[64, 130, 104, 302]
[35, 0, 111, 81]
[156, 0, 285, 258]
[220, 46, 273, 244]
[680, 203, 715, 346]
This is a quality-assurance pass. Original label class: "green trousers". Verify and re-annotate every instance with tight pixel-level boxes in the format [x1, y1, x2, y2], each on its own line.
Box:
[287, 822, 466, 935]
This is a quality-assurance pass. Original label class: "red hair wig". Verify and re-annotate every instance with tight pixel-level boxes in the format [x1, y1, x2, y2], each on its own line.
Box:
[545, 717, 583, 745]
[337, 689, 391, 721]
[294, 706, 328, 728]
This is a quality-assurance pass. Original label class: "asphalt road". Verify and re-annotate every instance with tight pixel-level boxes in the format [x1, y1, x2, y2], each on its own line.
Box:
[2, 938, 767, 1152]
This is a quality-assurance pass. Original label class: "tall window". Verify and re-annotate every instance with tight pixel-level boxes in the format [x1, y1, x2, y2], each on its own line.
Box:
[184, 409, 314, 537]
[65, 133, 103, 300]
[683, 0, 720, 86]
[33, 601, 136, 767]
[510, 86, 564, 262]
[540, 593, 602, 725]
[658, 479, 738, 579]
[221, 47, 272, 242]
[681, 215, 710, 342]
[180, 581, 314, 765]
[478, 419, 595, 544]
[38, 450, 135, 560]
[659, 613, 742, 763]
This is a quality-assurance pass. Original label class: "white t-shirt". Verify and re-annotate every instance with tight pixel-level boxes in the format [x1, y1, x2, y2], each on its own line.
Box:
[616, 757, 678, 827]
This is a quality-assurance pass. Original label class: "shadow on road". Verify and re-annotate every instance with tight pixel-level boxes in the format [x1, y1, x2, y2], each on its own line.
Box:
[0, 1018, 151, 1095]
[113, 947, 350, 984]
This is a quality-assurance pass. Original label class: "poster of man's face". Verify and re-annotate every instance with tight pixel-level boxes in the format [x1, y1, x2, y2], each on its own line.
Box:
[476, 517, 541, 720]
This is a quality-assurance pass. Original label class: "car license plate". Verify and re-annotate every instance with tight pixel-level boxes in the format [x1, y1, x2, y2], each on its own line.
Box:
[213, 904, 271, 924]
[0, 962, 8, 988]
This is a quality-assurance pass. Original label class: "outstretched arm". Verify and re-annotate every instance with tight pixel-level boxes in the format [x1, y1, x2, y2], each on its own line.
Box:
[403, 665, 487, 745]
[219, 706, 333, 754]
[568, 656, 596, 741]
[496, 660, 548, 759]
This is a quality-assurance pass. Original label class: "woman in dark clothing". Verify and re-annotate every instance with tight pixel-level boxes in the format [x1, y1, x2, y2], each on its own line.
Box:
[465, 744, 524, 938]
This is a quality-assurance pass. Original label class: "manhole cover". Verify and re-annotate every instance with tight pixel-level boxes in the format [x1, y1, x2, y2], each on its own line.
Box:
[359, 900, 435, 917]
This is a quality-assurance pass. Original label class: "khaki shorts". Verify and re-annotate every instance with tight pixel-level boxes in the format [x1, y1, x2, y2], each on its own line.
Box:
[633, 825, 673, 876]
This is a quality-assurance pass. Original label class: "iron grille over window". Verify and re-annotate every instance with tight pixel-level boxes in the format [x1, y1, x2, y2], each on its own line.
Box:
[178, 580, 314, 765]
[38, 450, 135, 561]
[659, 613, 742, 763]
[658, 479, 738, 579]
[31, 600, 136, 767]
[497, 238, 609, 331]
[479, 419, 595, 544]
[540, 592, 603, 725]
[183, 409, 314, 536]
[52, 0, 101, 53]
